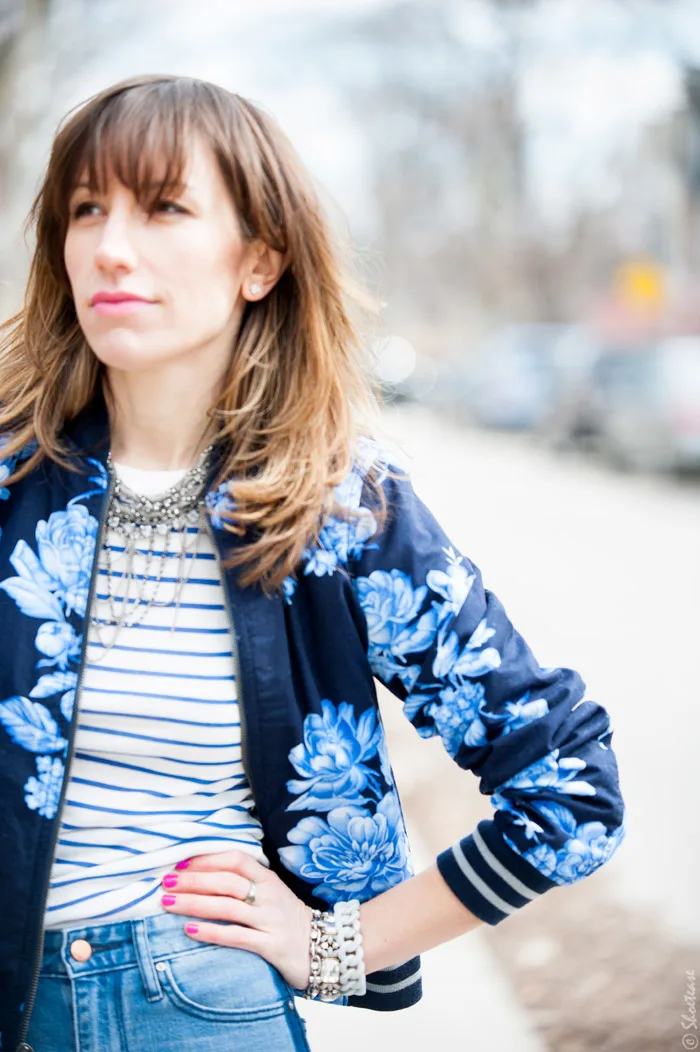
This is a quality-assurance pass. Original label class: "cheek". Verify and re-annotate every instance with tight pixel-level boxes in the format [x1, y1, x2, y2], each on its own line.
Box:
[171, 235, 241, 315]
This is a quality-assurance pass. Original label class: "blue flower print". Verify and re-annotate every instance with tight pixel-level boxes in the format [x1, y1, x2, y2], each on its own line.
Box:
[0, 696, 67, 754]
[72, 457, 109, 503]
[377, 733, 395, 788]
[35, 505, 97, 617]
[432, 617, 501, 681]
[492, 748, 597, 801]
[423, 681, 488, 757]
[1, 541, 63, 623]
[0, 435, 38, 500]
[0, 498, 94, 812]
[504, 801, 626, 884]
[481, 692, 549, 736]
[0, 459, 12, 501]
[28, 670, 77, 700]
[29, 671, 78, 722]
[205, 482, 237, 529]
[596, 715, 614, 750]
[60, 689, 75, 722]
[24, 755, 64, 819]
[35, 621, 81, 670]
[281, 576, 297, 604]
[425, 546, 475, 623]
[355, 569, 439, 682]
[496, 799, 547, 841]
[280, 460, 382, 598]
[279, 792, 409, 903]
[302, 472, 378, 579]
[287, 700, 383, 811]
[1, 506, 98, 620]
[402, 614, 501, 755]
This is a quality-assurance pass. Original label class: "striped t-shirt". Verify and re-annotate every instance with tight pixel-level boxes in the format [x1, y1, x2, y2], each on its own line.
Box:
[44, 461, 268, 929]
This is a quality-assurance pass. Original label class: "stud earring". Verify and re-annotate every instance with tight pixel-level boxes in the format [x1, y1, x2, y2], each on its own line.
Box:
[249, 283, 262, 296]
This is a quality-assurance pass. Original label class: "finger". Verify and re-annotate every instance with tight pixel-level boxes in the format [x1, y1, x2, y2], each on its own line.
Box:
[179, 850, 267, 880]
[162, 870, 254, 902]
[182, 919, 267, 955]
[161, 892, 259, 927]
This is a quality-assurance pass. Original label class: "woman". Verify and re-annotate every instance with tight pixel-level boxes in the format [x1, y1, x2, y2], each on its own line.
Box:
[0, 74, 626, 1052]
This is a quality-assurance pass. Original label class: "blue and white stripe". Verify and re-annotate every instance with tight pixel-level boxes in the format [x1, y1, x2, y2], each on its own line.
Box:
[45, 463, 267, 929]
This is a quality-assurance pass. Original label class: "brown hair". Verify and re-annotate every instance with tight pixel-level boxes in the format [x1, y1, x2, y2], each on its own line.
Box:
[0, 74, 389, 591]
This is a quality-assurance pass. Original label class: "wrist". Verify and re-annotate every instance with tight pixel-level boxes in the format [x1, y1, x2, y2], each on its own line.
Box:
[303, 900, 366, 1001]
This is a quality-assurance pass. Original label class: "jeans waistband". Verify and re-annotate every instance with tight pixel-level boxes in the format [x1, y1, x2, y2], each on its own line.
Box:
[42, 911, 218, 979]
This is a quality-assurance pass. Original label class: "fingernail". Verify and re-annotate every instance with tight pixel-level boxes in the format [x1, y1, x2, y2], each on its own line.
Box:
[162, 894, 177, 906]
[185, 923, 199, 935]
[163, 874, 178, 888]
[175, 859, 191, 871]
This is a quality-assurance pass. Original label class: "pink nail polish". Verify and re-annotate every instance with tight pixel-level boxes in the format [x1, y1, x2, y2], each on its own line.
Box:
[185, 923, 199, 935]
[162, 894, 177, 906]
[175, 859, 191, 871]
[163, 874, 178, 888]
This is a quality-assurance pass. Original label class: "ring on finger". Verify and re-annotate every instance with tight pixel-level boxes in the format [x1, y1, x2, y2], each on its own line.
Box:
[243, 879, 257, 906]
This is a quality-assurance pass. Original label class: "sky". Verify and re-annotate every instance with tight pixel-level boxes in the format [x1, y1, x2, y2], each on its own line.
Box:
[35, 0, 700, 238]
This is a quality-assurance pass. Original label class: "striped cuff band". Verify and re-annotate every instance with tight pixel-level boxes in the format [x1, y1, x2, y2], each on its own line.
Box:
[348, 956, 422, 1010]
[436, 819, 557, 925]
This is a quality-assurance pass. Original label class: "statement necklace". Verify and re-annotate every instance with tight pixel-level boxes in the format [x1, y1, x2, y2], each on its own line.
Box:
[90, 445, 215, 652]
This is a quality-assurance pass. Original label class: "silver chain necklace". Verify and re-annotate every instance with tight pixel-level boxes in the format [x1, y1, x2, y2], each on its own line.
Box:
[90, 445, 215, 652]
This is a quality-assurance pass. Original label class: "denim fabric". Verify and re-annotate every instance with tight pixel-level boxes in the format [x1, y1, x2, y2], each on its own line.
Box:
[26, 912, 311, 1052]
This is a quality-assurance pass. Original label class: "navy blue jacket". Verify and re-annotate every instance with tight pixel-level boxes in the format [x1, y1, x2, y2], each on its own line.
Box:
[0, 391, 626, 1050]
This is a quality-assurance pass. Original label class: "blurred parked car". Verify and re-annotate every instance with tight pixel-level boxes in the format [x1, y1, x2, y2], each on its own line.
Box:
[463, 324, 566, 430]
[543, 335, 700, 474]
[536, 326, 604, 450]
[595, 336, 700, 473]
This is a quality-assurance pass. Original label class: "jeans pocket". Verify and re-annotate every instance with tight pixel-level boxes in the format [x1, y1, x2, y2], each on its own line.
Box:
[158, 946, 288, 1023]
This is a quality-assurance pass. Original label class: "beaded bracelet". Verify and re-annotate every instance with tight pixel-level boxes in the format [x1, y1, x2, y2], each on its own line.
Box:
[305, 909, 341, 1001]
[334, 899, 366, 996]
[304, 899, 366, 1001]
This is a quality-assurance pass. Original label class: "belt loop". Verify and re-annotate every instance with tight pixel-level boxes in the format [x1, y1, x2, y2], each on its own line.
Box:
[131, 919, 163, 1002]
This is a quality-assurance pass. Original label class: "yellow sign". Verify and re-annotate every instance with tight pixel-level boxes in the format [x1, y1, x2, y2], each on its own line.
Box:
[616, 260, 666, 311]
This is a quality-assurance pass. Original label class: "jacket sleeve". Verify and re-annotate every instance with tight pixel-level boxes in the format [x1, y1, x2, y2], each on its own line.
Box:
[348, 470, 626, 925]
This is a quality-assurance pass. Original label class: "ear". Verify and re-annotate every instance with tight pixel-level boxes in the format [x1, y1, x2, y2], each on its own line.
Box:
[241, 241, 285, 302]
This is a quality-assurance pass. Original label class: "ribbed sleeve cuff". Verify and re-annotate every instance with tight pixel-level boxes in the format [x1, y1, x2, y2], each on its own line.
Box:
[436, 819, 557, 925]
[348, 956, 423, 1011]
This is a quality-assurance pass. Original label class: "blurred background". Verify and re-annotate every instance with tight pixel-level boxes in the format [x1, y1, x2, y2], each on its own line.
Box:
[1, 1, 699, 1050]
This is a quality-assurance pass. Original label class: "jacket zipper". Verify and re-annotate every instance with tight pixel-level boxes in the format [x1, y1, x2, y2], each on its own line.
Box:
[15, 471, 115, 1052]
[203, 516, 251, 789]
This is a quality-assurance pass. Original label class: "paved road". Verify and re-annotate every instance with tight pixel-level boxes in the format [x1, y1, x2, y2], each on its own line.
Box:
[379, 403, 700, 944]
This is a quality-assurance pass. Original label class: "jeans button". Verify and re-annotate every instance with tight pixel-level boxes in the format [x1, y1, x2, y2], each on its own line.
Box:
[69, 939, 93, 962]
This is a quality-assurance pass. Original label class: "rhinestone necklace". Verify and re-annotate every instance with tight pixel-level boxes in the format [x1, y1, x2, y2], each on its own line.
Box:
[90, 445, 215, 652]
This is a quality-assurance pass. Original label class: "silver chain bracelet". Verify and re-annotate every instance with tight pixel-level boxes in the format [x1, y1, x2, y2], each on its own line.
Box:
[304, 899, 366, 1001]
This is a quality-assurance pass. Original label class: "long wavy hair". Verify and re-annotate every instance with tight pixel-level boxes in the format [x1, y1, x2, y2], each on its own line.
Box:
[0, 74, 389, 592]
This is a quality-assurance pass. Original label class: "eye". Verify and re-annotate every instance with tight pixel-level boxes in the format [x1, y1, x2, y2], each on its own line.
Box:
[71, 201, 102, 219]
[152, 199, 188, 216]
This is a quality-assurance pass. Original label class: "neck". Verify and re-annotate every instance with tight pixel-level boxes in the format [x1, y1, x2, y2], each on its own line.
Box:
[104, 361, 221, 471]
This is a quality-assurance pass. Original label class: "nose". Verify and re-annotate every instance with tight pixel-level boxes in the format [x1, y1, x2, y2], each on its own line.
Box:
[93, 210, 138, 275]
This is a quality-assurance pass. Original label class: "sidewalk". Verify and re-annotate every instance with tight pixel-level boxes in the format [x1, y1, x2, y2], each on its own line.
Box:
[298, 838, 547, 1052]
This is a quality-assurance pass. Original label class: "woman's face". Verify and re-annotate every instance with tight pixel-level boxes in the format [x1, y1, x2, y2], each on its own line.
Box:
[64, 136, 256, 376]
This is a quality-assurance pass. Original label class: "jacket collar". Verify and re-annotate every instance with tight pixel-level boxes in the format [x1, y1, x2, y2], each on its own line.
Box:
[62, 383, 111, 464]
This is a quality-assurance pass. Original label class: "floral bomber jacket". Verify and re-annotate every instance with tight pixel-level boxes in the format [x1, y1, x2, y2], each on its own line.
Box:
[0, 392, 626, 1050]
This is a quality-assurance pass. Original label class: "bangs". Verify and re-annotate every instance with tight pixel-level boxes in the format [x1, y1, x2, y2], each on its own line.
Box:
[62, 81, 197, 213]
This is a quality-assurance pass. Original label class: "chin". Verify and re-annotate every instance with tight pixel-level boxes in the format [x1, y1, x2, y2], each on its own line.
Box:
[88, 335, 178, 371]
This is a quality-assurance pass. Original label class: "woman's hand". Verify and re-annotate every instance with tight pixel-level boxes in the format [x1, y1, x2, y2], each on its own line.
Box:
[160, 849, 313, 991]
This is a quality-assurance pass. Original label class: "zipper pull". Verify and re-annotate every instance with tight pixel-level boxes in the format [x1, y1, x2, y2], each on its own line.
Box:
[16, 1043, 35, 1052]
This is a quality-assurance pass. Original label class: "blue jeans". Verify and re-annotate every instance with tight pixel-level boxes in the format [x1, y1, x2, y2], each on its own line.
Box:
[26, 912, 311, 1052]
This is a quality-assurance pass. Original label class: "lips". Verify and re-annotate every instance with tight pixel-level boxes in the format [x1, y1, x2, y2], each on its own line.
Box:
[90, 291, 153, 306]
